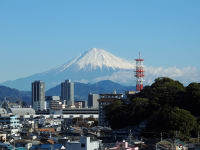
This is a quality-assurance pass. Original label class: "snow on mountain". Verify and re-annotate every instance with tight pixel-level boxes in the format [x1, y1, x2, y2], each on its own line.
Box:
[2, 48, 200, 90]
[53, 48, 134, 72]
[2, 48, 136, 90]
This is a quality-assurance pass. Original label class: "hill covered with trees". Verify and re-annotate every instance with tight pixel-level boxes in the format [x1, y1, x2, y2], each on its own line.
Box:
[0, 86, 31, 105]
[105, 77, 200, 140]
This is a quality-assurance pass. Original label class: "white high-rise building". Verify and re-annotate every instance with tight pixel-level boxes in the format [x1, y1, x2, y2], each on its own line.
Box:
[61, 80, 74, 106]
[32, 81, 46, 111]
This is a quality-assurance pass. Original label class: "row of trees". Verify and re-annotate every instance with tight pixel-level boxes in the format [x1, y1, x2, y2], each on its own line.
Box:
[105, 77, 200, 140]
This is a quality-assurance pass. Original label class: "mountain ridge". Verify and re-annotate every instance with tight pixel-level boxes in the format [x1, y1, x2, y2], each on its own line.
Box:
[2, 48, 135, 90]
[0, 85, 31, 104]
[46, 80, 136, 100]
[48, 48, 134, 73]
[0, 80, 135, 104]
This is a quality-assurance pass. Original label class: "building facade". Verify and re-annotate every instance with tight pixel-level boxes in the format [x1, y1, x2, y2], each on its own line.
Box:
[61, 80, 74, 105]
[0, 115, 20, 129]
[75, 100, 87, 108]
[98, 93, 123, 127]
[65, 136, 101, 150]
[45, 96, 61, 109]
[32, 81, 46, 111]
[88, 93, 99, 108]
[49, 100, 63, 115]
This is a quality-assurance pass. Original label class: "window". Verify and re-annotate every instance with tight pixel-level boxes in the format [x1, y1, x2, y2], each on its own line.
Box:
[81, 143, 85, 148]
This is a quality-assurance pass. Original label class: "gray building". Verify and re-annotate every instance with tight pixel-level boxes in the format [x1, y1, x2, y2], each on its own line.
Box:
[46, 96, 63, 114]
[32, 80, 46, 111]
[88, 93, 99, 108]
[45, 96, 61, 109]
[61, 80, 74, 105]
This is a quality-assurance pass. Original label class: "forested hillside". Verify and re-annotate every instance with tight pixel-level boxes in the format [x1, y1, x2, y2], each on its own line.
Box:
[105, 77, 200, 140]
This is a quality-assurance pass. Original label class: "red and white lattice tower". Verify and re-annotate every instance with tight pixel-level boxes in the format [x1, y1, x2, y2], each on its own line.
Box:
[135, 52, 144, 92]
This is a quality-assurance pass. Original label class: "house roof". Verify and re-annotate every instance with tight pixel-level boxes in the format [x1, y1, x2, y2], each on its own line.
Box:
[36, 128, 56, 132]
[175, 139, 187, 146]
[9, 108, 35, 116]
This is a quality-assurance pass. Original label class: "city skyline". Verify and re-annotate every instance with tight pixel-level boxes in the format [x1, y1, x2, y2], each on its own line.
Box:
[0, 1, 200, 83]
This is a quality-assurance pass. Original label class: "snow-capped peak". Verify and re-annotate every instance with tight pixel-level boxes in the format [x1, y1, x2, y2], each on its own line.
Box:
[59, 48, 135, 72]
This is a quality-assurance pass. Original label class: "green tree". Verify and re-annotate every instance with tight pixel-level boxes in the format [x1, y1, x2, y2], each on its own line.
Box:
[129, 97, 150, 125]
[139, 77, 185, 107]
[183, 82, 200, 116]
[145, 107, 198, 140]
[104, 100, 129, 129]
[103, 77, 200, 140]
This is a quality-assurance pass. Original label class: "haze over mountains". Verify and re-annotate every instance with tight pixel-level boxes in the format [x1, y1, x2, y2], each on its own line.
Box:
[1, 48, 200, 90]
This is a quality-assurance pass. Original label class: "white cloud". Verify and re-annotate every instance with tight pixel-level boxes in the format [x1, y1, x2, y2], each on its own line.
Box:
[145, 66, 200, 85]
[93, 70, 134, 85]
[93, 66, 200, 86]
[74, 79, 89, 84]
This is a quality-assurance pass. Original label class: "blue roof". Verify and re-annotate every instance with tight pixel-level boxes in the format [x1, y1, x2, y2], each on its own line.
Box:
[16, 147, 27, 150]
[0, 143, 14, 149]
[31, 144, 63, 150]
[175, 139, 186, 146]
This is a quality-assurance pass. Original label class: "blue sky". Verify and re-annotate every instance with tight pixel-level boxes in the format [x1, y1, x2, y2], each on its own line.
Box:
[0, 0, 200, 83]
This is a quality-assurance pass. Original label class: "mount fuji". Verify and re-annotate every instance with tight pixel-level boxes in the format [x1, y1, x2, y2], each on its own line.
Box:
[2, 48, 136, 90]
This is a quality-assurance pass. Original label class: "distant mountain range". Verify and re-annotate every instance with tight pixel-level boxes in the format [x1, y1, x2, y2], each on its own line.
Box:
[0, 86, 31, 104]
[0, 80, 135, 104]
[1, 48, 135, 90]
[46, 80, 135, 100]
[1, 48, 197, 91]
